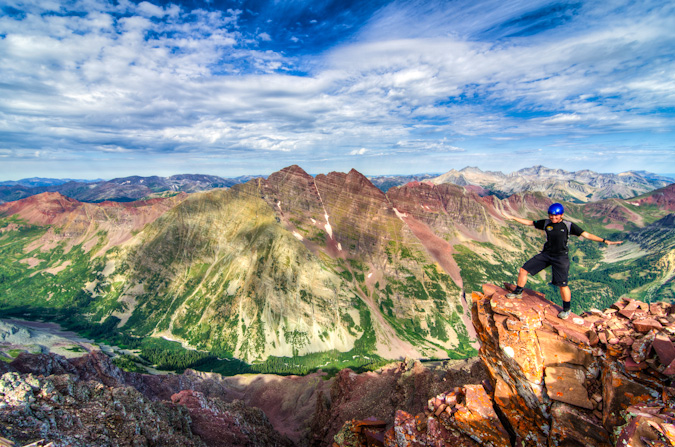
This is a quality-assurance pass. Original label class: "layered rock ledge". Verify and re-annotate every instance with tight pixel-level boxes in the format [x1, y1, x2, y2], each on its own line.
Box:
[335, 284, 675, 447]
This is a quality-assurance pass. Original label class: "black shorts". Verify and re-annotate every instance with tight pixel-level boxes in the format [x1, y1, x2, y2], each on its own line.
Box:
[522, 252, 570, 287]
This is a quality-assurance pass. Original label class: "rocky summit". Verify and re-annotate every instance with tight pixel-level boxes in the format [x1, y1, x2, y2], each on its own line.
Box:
[334, 283, 675, 447]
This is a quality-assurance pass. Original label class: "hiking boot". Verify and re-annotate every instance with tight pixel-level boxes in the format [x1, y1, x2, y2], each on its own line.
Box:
[506, 291, 522, 299]
[558, 310, 571, 320]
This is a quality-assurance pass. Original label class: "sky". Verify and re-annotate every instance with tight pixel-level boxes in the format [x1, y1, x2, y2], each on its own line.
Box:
[1, 0, 675, 179]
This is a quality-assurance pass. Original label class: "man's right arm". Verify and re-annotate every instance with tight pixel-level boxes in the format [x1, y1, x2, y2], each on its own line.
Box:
[502, 211, 534, 226]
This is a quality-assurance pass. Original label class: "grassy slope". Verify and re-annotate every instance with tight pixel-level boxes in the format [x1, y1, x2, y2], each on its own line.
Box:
[1, 188, 672, 374]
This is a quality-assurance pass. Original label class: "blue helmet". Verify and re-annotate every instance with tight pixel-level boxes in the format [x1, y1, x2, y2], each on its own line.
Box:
[548, 203, 564, 215]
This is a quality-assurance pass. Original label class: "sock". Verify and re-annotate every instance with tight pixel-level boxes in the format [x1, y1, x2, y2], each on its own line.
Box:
[514, 286, 523, 293]
[563, 301, 571, 311]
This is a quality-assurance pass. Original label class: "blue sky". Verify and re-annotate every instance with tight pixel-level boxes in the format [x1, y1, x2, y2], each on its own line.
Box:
[1, 0, 674, 179]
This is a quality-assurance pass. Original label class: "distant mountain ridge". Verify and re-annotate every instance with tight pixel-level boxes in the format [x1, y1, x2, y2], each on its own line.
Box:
[367, 173, 440, 192]
[0, 177, 104, 187]
[430, 165, 674, 202]
[0, 174, 256, 204]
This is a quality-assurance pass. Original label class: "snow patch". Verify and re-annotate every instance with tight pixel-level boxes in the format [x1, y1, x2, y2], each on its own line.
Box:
[292, 231, 304, 241]
[337, 242, 342, 251]
[367, 273, 372, 279]
[393, 207, 408, 221]
[311, 218, 316, 224]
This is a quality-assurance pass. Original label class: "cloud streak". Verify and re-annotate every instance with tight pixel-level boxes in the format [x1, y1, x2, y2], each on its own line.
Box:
[0, 0, 673, 178]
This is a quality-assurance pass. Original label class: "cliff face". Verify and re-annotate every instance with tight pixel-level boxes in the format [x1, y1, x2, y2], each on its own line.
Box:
[335, 284, 675, 447]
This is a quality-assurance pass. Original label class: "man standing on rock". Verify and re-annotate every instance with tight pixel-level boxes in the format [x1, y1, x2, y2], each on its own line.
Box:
[502, 203, 622, 319]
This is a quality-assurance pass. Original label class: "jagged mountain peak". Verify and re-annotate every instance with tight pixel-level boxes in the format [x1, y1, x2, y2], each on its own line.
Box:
[278, 164, 313, 178]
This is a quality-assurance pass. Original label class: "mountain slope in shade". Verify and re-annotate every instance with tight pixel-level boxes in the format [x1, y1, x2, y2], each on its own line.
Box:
[431, 165, 674, 202]
[0, 165, 674, 368]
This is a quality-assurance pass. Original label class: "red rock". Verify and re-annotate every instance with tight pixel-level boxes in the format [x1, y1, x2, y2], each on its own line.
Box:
[589, 330, 600, 346]
[615, 414, 674, 447]
[549, 402, 612, 447]
[653, 334, 675, 367]
[553, 323, 591, 345]
[619, 308, 637, 320]
[632, 330, 657, 363]
[651, 302, 668, 317]
[624, 357, 649, 371]
[633, 318, 664, 333]
[452, 385, 510, 447]
[620, 336, 635, 346]
[545, 366, 594, 410]
[384, 410, 478, 447]
[602, 363, 660, 429]
[535, 329, 595, 368]
[612, 300, 628, 311]
[444, 393, 458, 406]
[637, 301, 650, 312]
[663, 358, 675, 375]
[614, 328, 630, 337]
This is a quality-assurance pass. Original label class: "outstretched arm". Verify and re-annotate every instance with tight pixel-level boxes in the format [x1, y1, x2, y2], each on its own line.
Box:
[580, 231, 623, 245]
[502, 211, 534, 226]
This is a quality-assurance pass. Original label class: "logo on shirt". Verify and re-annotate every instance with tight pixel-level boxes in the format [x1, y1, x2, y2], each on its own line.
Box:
[546, 226, 553, 231]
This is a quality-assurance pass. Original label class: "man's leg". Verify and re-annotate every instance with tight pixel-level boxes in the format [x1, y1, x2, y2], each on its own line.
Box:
[506, 268, 530, 298]
[508, 254, 548, 299]
[560, 286, 571, 304]
[516, 268, 529, 288]
[557, 286, 572, 319]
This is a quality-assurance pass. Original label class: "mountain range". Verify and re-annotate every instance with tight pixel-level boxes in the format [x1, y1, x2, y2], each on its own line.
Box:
[0, 165, 674, 372]
[0, 174, 258, 204]
[430, 165, 674, 202]
[2, 166, 672, 204]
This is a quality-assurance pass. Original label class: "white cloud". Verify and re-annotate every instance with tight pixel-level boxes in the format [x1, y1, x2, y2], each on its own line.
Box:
[543, 114, 583, 124]
[0, 0, 673, 178]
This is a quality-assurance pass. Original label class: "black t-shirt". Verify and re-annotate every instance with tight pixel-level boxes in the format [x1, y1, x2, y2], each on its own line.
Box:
[533, 219, 584, 254]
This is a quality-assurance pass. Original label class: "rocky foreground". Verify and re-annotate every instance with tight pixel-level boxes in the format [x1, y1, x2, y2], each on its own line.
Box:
[0, 345, 485, 446]
[335, 284, 675, 447]
[2, 283, 675, 446]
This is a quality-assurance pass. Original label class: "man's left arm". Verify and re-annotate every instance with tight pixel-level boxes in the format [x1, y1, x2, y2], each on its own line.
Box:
[579, 231, 623, 246]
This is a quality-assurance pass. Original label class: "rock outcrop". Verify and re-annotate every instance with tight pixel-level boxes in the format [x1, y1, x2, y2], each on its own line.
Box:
[1, 348, 490, 447]
[334, 284, 675, 447]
